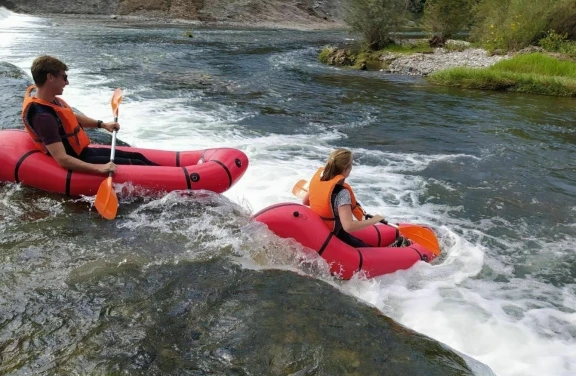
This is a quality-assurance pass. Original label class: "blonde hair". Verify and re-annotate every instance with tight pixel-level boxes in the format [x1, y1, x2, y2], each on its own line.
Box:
[321, 148, 352, 181]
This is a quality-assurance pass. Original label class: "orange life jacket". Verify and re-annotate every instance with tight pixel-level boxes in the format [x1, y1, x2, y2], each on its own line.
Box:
[21, 85, 91, 155]
[308, 167, 364, 232]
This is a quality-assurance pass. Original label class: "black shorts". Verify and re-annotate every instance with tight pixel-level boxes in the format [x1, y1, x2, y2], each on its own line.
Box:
[336, 230, 370, 248]
[79, 147, 158, 166]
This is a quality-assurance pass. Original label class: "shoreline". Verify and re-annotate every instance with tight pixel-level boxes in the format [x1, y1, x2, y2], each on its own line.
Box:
[12, 11, 522, 80]
[387, 47, 511, 76]
[49, 13, 506, 76]
[42, 12, 349, 31]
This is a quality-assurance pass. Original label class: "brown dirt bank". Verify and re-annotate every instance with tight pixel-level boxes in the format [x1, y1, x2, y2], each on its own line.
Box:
[1, 0, 345, 30]
[58, 14, 347, 31]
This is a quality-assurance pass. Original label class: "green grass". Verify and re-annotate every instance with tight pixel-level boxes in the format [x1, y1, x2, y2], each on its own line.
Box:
[318, 46, 336, 64]
[493, 53, 576, 76]
[427, 53, 576, 96]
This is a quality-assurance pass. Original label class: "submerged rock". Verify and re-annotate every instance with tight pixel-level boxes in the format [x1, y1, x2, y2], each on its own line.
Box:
[0, 62, 30, 130]
[70, 259, 496, 375]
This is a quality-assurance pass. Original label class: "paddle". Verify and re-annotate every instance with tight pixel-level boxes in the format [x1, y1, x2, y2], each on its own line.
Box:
[292, 179, 441, 255]
[94, 88, 123, 220]
[292, 179, 309, 199]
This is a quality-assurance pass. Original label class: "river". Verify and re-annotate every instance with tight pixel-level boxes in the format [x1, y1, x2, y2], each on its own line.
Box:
[0, 8, 575, 376]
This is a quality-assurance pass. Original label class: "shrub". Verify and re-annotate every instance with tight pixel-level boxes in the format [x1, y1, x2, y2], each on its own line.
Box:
[471, 0, 576, 52]
[421, 0, 475, 42]
[539, 30, 576, 58]
[318, 46, 337, 64]
[548, 0, 576, 40]
[471, 0, 551, 51]
[343, 0, 409, 50]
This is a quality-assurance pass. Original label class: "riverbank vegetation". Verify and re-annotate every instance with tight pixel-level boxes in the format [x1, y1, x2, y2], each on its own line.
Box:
[327, 0, 576, 95]
[343, 0, 576, 52]
[427, 53, 576, 96]
[318, 41, 434, 70]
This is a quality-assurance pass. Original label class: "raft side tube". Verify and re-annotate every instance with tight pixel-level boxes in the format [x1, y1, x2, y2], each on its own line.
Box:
[253, 203, 363, 279]
[350, 223, 398, 248]
[0, 130, 249, 196]
[253, 203, 436, 280]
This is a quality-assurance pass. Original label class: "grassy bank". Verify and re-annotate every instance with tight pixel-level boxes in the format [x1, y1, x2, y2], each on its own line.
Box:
[427, 53, 576, 96]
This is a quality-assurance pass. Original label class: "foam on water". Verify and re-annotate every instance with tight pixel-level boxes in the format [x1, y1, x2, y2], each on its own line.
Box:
[113, 97, 575, 376]
[99, 86, 574, 375]
[0, 8, 50, 56]
[1, 10, 575, 375]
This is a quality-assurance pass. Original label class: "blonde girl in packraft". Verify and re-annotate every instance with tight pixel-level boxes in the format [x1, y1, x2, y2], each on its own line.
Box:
[302, 148, 406, 247]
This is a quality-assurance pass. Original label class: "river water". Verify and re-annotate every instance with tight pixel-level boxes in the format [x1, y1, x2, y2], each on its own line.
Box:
[0, 8, 575, 376]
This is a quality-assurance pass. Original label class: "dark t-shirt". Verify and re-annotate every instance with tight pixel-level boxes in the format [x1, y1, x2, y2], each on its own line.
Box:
[27, 103, 78, 157]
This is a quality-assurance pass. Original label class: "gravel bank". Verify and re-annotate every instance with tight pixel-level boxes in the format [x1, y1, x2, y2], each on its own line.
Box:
[386, 47, 511, 76]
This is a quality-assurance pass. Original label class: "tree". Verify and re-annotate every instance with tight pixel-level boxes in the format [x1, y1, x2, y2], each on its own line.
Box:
[421, 0, 475, 45]
[344, 0, 410, 50]
[470, 0, 575, 51]
[548, 0, 576, 40]
[407, 0, 427, 13]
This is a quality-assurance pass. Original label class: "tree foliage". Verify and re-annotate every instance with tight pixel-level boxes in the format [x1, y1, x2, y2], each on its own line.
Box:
[341, 0, 576, 53]
[343, 0, 410, 50]
[421, 0, 475, 42]
[470, 0, 576, 51]
[547, 0, 576, 40]
[407, 0, 426, 13]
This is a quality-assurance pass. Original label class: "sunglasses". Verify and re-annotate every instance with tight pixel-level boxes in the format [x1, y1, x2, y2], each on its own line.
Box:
[50, 72, 68, 81]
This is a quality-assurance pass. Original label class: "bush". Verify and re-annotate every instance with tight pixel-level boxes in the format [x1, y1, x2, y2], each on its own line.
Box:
[343, 0, 409, 50]
[539, 31, 576, 58]
[471, 0, 576, 52]
[548, 1, 576, 40]
[471, 0, 551, 51]
[422, 0, 475, 42]
[318, 46, 337, 64]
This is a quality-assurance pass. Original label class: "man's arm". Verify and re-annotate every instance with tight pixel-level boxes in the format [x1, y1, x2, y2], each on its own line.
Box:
[45, 141, 114, 174]
[76, 114, 119, 133]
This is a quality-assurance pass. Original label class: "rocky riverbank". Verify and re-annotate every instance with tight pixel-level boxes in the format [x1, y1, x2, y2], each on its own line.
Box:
[387, 47, 511, 76]
[324, 40, 512, 76]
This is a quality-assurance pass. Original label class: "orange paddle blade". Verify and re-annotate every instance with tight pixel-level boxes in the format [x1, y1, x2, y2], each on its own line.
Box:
[398, 224, 441, 256]
[292, 179, 309, 199]
[94, 176, 118, 220]
[111, 88, 123, 118]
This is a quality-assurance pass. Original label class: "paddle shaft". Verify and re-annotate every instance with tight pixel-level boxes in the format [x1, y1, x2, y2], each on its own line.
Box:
[94, 89, 122, 220]
[108, 117, 118, 177]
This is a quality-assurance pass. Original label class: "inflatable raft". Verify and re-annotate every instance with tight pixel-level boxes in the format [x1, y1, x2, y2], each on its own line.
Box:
[0, 129, 249, 196]
[253, 202, 438, 279]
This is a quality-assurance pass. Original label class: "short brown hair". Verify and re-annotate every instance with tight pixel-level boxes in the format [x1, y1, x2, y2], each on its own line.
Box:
[31, 56, 68, 86]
